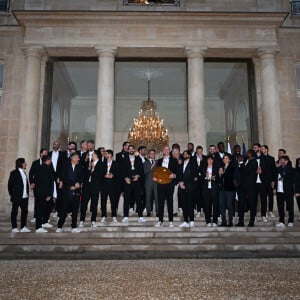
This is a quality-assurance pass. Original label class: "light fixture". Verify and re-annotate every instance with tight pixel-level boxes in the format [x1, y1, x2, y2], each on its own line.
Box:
[128, 79, 169, 153]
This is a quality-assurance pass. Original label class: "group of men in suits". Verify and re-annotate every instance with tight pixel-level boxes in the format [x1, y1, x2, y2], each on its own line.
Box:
[7, 139, 300, 233]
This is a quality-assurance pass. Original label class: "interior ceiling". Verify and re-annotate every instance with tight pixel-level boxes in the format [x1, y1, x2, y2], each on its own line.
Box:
[62, 61, 239, 99]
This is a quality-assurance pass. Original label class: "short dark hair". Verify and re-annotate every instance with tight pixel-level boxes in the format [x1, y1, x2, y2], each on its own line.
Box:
[128, 144, 135, 149]
[188, 142, 194, 147]
[87, 140, 95, 145]
[148, 149, 156, 154]
[247, 149, 256, 157]
[106, 149, 113, 156]
[80, 140, 86, 146]
[280, 155, 290, 162]
[70, 152, 79, 159]
[93, 150, 101, 160]
[183, 150, 192, 156]
[41, 155, 51, 163]
[138, 145, 146, 152]
[39, 148, 48, 154]
[122, 141, 130, 148]
[209, 145, 216, 148]
[206, 155, 214, 161]
[261, 144, 269, 150]
[278, 148, 286, 154]
[217, 142, 224, 147]
[196, 145, 203, 151]
[253, 143, 261, 148]
[15, 158, 25, 169]
[172, 143, 180, 150]
[68, 141, 77, 150]
[233, 144, 241, 150]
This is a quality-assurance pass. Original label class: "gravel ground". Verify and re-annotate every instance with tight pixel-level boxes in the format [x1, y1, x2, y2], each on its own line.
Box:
[0, 259, 299, 300]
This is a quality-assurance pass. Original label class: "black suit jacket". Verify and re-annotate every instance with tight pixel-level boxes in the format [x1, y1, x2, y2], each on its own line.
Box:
[34, 164, 54, 199]
[86, 160, 105, 192]
[29, 159, 42, 185]
[218, 164, 236, 192]
[60, 162, 84, 194]
[177, 159, 198, 189]
[49, 150, 68, 181]
[262, 154, 277, 184]
[199, 163, 219, 191]
[239, 158, 258, 189]
[276, 164, 295, 197]
[122, 155, 144, 181]
[102, 160, 119, 191]
[8, 169, 29, 201]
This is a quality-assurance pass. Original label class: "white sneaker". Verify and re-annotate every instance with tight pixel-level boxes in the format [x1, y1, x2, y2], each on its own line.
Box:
[178, 208, 183, 216]
[56, 228, 63, 233]
[42, 223, 53, 228]
[20, 226, 31, 233]
[36, 228, 48, 233]
[179, 222, 189, 228]
[212, 223, 218, 227]
[196, 212, 201, 218]
[155, 221, 162, 228]
[143, 208, 147, 216]
[169, 222, 174, 228]
[71, 228, 80, 233]
[122, 217, 129, 223]
[79, 221, 84, 228]
[288, 222, 294, 227]
[189, 221, 195, 228]
[129, 208, 134, 216]
[262, 217, 268, 223]
[207, 223, 212, 227]
[218, 216, 222, 224]
[275, 222, 285, 228]
[112, 217, 117, 223]
[30, 218, 36, 223]
[101, 217, 106, 223]
[91, 221, 97, 228]
[269, 212, 275, 218]
[138, 217, 145, 223]
[11, 228, 19, 233]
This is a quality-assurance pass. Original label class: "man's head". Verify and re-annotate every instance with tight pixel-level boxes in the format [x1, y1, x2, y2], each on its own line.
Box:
[148, 149, 156, 160]
[98, 147, 106, 158]
[217, 142, 225, 153]
[183, 150, 191, 160]
[260, 145, 269, 155]
[105, 149, 114, 160]
[87, 140, 95, 152]
[171, 143, 180, 152]
[278, 148, 286, 160]
[187, 143, 194, 152]
[253, 143, 261, 154]
[128, 145, 135, 156]
[122, 141, 130, 152]
[41, 155, 52, 166]
[70, 153, 80, 165]
[196, 145, 203, 156]
[15, 158, 26, 170]
[172, 148, 180, 159]
[52, 141, 60, 151]
[80, 140, 87, 152]
[209, 145, 217, 155]
[68, 142, 77, 153]
[247, 149, 256, 159]
[233, 144, 241, 155]
[163, 146, 171, 157]
[39, 148, 48, 158]
[138, 146, 147, 157]
[279, 155, 290, 168]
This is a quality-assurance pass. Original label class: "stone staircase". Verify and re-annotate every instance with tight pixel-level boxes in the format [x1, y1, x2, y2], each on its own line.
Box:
[1, 211, 300, 259]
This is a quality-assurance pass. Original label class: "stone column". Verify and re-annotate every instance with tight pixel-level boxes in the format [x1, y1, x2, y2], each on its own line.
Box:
[18, 47, 45, 164]
[186, 47, 207, 152]
[257, 49, 282, 154]
[95, 47, 117, 149]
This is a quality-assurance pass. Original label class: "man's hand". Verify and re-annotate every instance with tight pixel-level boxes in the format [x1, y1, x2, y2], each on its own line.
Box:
[125, 177, 131, 184]
[169, 173, 176, 179]
[74, 183, 81, 189]
[105, 173, 113, 179]
[58, 181, 63, 189]
[153, 177, 158, 182]
[30, 183, 35, 190]
[179, 182, 185, 189]
[46, 196, 51, 202]
[133, 175, 140, 182]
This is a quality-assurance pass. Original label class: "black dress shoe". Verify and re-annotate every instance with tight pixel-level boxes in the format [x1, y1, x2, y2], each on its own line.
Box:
[227, 223, 233, 227]
[248, 222, 255, 227]
[236, 222, 244, 227]
[147, 212, 151, 217]
[219, 223, 226, 227]
[173, 213, 178, 217]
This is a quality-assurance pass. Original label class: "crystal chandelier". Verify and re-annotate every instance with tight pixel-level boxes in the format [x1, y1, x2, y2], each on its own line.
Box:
[128, 80, 169, 153]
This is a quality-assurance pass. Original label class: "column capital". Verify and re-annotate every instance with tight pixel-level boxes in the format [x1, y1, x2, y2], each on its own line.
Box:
[257, 48, 279, 59]
[185, 47, 207, 58]
[94, 46, 117, 58]
[21, 46, 46, 58]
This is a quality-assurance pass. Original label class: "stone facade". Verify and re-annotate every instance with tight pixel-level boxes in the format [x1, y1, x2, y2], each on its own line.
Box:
[0, 0, 300, 212]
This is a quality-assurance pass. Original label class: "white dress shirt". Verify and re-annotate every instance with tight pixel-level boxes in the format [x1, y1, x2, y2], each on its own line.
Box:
[18, 168, 28, 198]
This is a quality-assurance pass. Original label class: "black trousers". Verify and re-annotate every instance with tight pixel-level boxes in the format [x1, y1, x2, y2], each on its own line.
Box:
[266, 183, 274, 212]
[203, 189, 218, 224]
[55, 187, 64, 217]
[179, 185, 194, 223]
[193, 181, 204, 212]
[58, 190, 80, 229]
[237, 185, 246, 223]
[277, 192, 294, 223]
[11, 197, 28, 229]
[36, 197, 53, 229]
[248, 186, 257, 223]
[33, 196, 38, 219]
[157, 183, 174, 223]
[297, 196, 300, 213]
[80, 184, 99, 222]
[124, 181, 142, 217]
[101, 187, 117, 218]
[255, 183, 267, 217]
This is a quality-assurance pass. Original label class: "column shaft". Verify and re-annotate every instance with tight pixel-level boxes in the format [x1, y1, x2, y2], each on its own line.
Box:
[258, 49, 282, 154]
[18, 47, 44, 163]
[95, 48, 116, 149]
[186, 48, 207, 151]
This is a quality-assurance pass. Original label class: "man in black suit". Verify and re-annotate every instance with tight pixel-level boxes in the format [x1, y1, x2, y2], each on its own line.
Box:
[187, 143, 196, 157]
[178, 150, 198, 228]
[208, 144, 222, 170]
[101, 150, 119, 222]
[34, 155, 54, 233]
[194, 145, 207, 217]
[153, 146, 178, 228]
[49, 140, 68, 218]
[8, 158, 31, 233]
[275, 156, 295, 227]
[29, 148, 48, 223]
[56, 152, 84, 233]
[121, 144, 144, 223]
[77, 140, 87, 166]
[79, 150, 104, 228]
[115, 141, 130, 209]
[260, 145, 277, 218]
